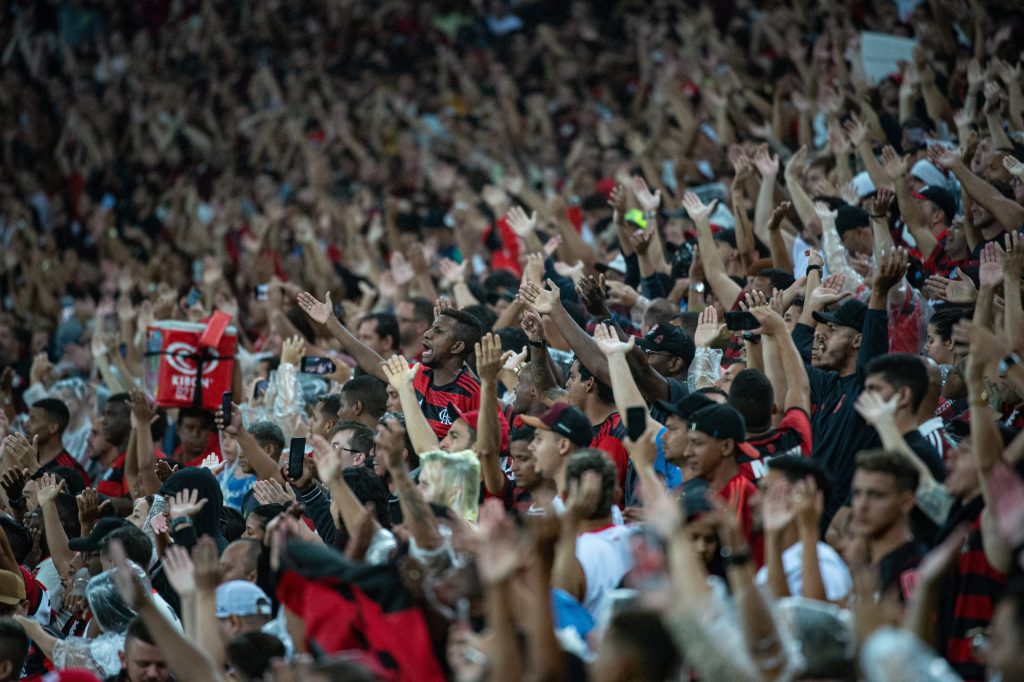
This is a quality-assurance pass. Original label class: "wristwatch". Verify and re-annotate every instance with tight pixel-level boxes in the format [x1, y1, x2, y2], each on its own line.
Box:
[805, 264, 823, 277]
[742, 333, 761, 344]
[999, 352, 1021, 377]
[720, 544, 752, 568]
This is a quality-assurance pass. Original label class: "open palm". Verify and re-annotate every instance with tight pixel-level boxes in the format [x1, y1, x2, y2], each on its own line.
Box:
[296, 291, 333, 325]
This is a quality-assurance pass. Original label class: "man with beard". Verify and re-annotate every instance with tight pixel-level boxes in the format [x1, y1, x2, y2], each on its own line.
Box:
[794, 249, 907, 518]
[395, 297, 433, 360]
[297, 292, 482, 439]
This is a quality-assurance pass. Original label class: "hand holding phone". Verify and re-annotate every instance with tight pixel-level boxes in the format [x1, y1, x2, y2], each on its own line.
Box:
[300, 356, 337, 375]
[288, 437, 306, 480]
[626, 406, 647, 441]
[725, 311, 760, 332]
[221, 392, 233, 424]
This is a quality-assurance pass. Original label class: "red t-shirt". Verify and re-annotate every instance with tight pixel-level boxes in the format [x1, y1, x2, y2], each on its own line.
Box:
[591, 413, 629, 490]
[718, 473, 757, 547]
[95, 452, 129, 498]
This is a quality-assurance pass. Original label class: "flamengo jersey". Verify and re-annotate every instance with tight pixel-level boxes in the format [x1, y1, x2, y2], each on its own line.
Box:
[412, 364, 481, 439]
[738, 407, 814, 481]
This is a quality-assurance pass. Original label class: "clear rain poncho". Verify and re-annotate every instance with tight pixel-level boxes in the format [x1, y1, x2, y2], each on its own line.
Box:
[52, 566, 150, 677]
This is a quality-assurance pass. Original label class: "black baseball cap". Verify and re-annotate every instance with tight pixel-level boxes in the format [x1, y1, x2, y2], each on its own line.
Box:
[679, 477, 714, 520]
[655, 392, 714, 421]
[520, 402, 593, 448]
[914, 186, 957, 224]
[689, 404, 747, 442]
[637, 324, 696, 365]
[69, 517, 131, 552]
[812, 298, 867, 332]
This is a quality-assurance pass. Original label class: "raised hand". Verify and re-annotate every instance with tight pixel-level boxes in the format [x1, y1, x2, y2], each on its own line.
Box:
[310, 434, 342, 483]
[382, 355, 417, 390]
[631, 176, 661, 212]
[375, 418, 408, 474]
[606, 280, 639, 309]
[871, 188, 895, 218]
[880, 146, 907, 180]
[575, 274, 608, 318]
[593, 323, 635, 356]
[296, 291, 334, 326]
[169, 489, 208, 519]
[516, 279, 560, 315]
[608, 184, 627, 216]
[36, 473, 66, 507]
[748, 305, 787, 336]
[521, 253, 545, 287]
[873, 247, 909, 293]
[924, 271, 977, 304]
[280, 335, 306, 366]
[0, 468, 27, 503]
[762, 477, 795, 535]
[107, 541, 151, 610]
[853, 390, 900, 427]
[843, 113, 869, 147]
[520, 307, 544, 343]
[200, 454, 225, 476]
[752, 145, 779, 177]
[813, 201, 838, 226]
[928, 144, 961, 170]
[162, 544, 196, 597]
[1003, 155, 1024, 178]
[565, 470, 602, 522]
[438, 258, 466, 285]
[694, 306, 725, 348]
[553, 260, 585, 283]
[785, 145, 808, 179]
[624, 420, 658, 473]
[474, 334, 503, 383]
[129, 389, 156, 426]
[154, 460, 179, 483]
[476, 499, 523, 584]
[792, 477, 823, 533]
[253, 478, 296, 506]
[76, 488, 110, 531]
[506, 206, 538, 238]
[1005, 230, 1024, 281]
[808, 282, 851, 311]
[682, 192, 716, 224]
[193, 536, 222, 592]
[768, 201, 791, 231]
[3, 434, 38, 473]
[952, 321, 1010, 369]
[389, 252, 415, 286]
[979, 241, 1006, 288]
[215, 401, 242, 436]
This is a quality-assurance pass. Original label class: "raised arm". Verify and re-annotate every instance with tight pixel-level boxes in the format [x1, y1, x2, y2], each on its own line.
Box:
[36, 475, 73, 577]
[311, 435, 381, 537]
[880, 147, 938, 258]
[934, 147, 1024, 231]
[593, 324, 660, 430]
[216, 403, 284, 483]
[751, 306, 810, 414]
[296, 291, 387, 381]
[473, 335, 507, 496]
[683, 192, 742, 310]
[128, 390, 163, 497]
[382, 356, 440, 455]
[108, 540, 226, 682]
[378, 419, 441, 552]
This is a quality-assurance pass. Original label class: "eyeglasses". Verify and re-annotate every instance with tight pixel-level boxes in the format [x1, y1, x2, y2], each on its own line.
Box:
[644, 348, 674, 358]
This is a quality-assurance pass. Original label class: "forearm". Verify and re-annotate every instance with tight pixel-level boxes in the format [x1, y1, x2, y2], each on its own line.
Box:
[551, 522, 584, 601]
[730, 564, 788, 680]
[194, 589, 227, 667]
[874, 419, 937, 487]
[986, 112, 1014, 151]
[492, 300, 522, 331]
[784, 171, 818, 233]
[451, 280, 479, 308]
[607, 353, 657, 429]
[40, 503, 72, 577]
[397, 385, 440, 454]
[476, 379, 505, 495]
[904, 579, 942, 648]
[797, 524, 828, 601]
[893, 184, 937, 257]
[768, 227, 793, 274]
[485, 580, 523, 682]
[393, 468, 441, 550]
[856, 142, 893, 192]
[869, 216, 895, 257]
[1005, 273, 1024, 340]
[776, 333, 810, 412]
[327, 478, 380, 539]
[694, 221, 742, 308]
[548, 305, 613, 386]
[764, 534, 791, 598]
[237, 430, 285, 482]
[952, 160, 1024, 230]
[744, 338, 764, 372]
[975, 285, 995, 331]
[759, 337, 787, 413]
[323, 317, 387, 381]
[136, 598, 225, 682]
[134, 423, 162, 497]
[524, 554, 564, 681]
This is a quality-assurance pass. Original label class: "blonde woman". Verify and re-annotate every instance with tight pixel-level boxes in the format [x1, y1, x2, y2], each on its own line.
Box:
[417, 450, 481, 523]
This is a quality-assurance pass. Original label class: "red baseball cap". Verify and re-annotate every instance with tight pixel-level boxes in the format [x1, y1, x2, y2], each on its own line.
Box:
[448, 403, 510, 453]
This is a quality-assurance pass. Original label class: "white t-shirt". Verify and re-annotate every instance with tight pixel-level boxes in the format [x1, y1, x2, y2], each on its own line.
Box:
[755, 540, 852, 602]
[576, 525, 635, 617]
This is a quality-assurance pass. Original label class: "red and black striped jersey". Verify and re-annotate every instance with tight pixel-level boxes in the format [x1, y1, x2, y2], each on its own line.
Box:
[412, 364, 481, 439]
[591, 413, 629, 489]
[39, 450, 91, 487]
[738, 408, 814, 481]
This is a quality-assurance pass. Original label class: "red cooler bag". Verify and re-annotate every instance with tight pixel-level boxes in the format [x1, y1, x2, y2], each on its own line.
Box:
[144, 315, 237, 411]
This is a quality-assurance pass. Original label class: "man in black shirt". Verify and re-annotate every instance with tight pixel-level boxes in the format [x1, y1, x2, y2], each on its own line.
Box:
[862, 353, 946, 482]
[851, 449, 926, 602]
[793, 249, 907, 518]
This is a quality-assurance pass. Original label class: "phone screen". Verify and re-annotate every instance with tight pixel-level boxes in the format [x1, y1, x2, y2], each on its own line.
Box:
[725, 311, 760, 332]
[300, 356, 336, 375]
[288, 437, 306, 480]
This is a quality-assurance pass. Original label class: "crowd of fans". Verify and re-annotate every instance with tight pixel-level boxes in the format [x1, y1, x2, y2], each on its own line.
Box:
[3, 0, 1024, 680]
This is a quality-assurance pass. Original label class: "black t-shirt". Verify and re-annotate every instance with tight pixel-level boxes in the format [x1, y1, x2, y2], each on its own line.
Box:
[903, 429, 946, 481]
[878, 540, 927, 602]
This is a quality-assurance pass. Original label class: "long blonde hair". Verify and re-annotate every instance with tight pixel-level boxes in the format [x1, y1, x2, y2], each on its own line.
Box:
[418, 449, 481, 522]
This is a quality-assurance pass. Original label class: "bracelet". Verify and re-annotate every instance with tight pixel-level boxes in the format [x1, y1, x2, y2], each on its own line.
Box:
[512, 364, 526, 376]
[742, 333, 761, 344]
[171, 516, 192, 528]
[805, 264, 823, 277]
[528, 339, 545, 348]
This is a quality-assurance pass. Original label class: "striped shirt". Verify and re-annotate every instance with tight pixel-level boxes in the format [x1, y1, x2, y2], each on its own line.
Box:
[591, 413, 629, 489]
[413, 364, 481, 439]
[39, 450, 91, 487]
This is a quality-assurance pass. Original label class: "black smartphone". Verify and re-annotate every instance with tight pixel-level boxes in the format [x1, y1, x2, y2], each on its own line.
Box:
[185, 287, 201, 308]
[253, 379, 268, 400]
[288, 437, 306, 480]
[626, 406, 647, 441]
[221, 391, 232, 425]
[725, 311, 760, 332]
[254, 284, 269, 301]
[300, 356, 336, 375]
